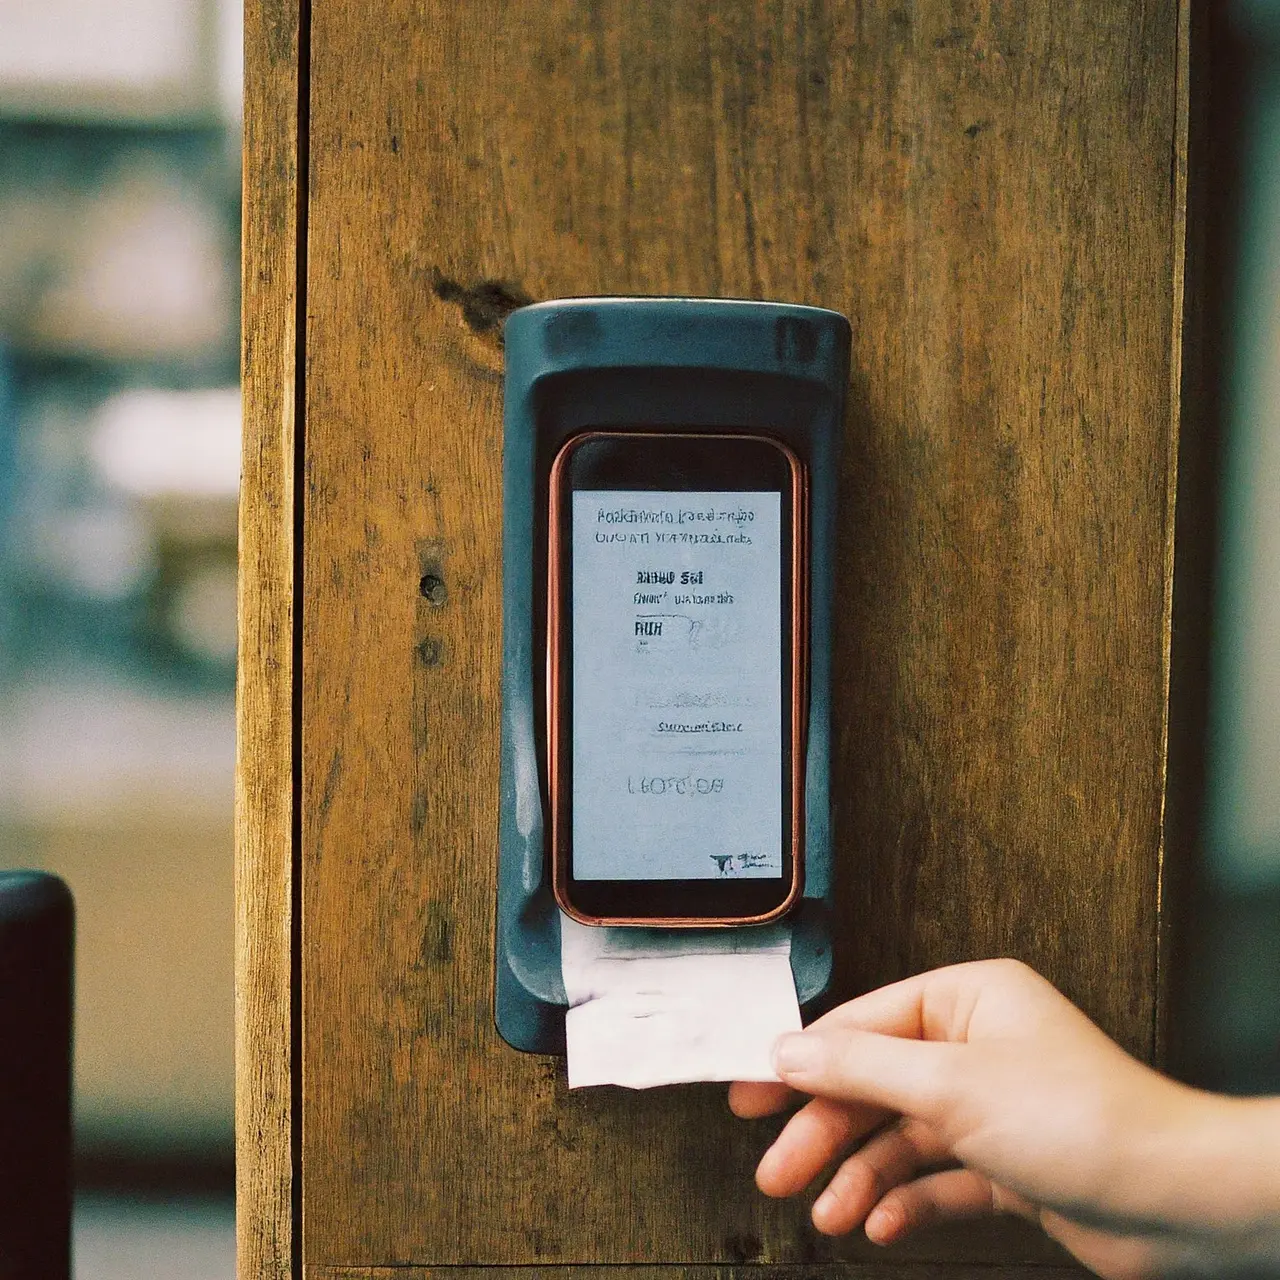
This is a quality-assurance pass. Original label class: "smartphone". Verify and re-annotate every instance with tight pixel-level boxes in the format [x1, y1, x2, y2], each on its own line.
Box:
[547, 429, 807, 926]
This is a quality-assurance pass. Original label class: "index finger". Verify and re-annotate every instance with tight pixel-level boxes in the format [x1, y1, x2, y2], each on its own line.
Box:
[729, 973, 946, 1119]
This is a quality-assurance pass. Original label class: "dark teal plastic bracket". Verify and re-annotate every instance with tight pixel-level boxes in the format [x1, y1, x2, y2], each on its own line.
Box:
[495, 297, 851, 1053]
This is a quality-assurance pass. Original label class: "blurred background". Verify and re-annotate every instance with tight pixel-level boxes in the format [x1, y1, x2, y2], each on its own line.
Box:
[1173, 0, 1280, 1098]
[0, 0, 240, 1273]
[0, 0, 1278, 1277]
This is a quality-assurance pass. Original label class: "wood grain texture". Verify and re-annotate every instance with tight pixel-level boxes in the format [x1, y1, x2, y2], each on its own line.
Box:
[308, 1268, 1088, 1279]
[237, 0, 301, 1274]
[259, 0, 1187, 1273]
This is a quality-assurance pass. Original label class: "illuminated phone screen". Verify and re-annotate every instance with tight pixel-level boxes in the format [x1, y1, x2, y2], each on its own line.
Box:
[570, 489, 783, 882]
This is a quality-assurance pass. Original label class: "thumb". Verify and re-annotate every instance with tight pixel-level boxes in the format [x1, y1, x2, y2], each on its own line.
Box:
[773, 1027, 961, 1122]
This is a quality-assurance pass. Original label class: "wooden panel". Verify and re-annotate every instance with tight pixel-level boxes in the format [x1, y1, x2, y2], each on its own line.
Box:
[237, 0, 301, 1275]
[829, 0, 1182, 1033]
[310, 1268, 1087, 1279]
[287, 0, 1186, 1273]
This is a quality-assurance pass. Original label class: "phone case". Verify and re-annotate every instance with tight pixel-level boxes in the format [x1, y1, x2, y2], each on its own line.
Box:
[546, 430, 809, 927]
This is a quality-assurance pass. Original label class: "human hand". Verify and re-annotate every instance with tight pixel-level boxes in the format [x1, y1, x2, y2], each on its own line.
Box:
[730, 959, 1280, 1279]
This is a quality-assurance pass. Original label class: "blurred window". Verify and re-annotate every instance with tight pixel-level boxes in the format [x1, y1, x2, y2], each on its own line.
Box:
[0, 0, 241, 1176]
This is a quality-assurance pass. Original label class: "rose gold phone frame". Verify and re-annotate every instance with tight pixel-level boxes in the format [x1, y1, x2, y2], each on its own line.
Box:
[546, 429, 809, 928]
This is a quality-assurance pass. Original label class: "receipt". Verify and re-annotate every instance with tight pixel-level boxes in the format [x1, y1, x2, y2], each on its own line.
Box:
[560, 914, 802, 1089]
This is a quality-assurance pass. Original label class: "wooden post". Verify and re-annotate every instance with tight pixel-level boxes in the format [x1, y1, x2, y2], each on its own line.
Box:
[238, 1, 1192, 1275]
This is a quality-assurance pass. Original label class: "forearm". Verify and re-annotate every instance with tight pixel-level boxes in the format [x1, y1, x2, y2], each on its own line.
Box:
[1155, 1092, 1280, 1276]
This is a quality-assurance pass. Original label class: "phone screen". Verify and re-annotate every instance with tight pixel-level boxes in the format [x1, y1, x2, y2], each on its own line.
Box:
[571, 488, 782, 880]
[549, 431, 804, 925]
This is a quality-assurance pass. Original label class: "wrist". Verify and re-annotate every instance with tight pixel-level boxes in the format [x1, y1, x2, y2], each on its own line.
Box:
[1159, 1091, 1280, 1270]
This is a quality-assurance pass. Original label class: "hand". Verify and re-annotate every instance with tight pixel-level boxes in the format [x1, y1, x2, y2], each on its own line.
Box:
[730, 959, 1280, 1279]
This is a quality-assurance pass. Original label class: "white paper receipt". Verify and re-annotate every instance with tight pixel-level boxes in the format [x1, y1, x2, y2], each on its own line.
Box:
[560, 914, 802, 1089]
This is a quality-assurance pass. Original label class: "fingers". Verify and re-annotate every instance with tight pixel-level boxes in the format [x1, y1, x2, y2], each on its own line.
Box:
[756, 1103, 1024, 1243]
[810, 1118, 952, 1236]
[728, 1080, 794, 1118]
[773, 1026, 961, 1123]
[863, 1168, 1031, 1245]
[756, 1096, 889, 1197]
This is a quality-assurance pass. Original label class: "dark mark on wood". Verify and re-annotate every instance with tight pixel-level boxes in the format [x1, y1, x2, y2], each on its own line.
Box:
[418, 902, 452, 966]
[724, 1231, 763, 1263]
[318, 750, 343, 819]
[415, 637, 443, 667]
[409, 791, 428, 837]
[430, 271, 534, 343]
[419, 573, 447, 605]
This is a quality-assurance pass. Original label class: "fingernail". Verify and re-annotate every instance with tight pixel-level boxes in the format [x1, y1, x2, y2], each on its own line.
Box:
[773, 1032, 820, 1076]
[865, 1203, 895, 1245]
[813, 1187, 837, 1222]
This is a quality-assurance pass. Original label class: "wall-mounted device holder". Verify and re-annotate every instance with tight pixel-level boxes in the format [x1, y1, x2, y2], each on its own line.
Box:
[496, 297, 851, 1054]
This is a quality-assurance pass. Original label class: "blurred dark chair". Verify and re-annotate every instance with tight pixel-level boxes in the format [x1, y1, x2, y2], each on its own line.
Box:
[0, 871, 73, 1280]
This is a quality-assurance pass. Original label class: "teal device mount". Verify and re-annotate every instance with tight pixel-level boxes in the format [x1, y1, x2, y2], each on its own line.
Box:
[495, 297, 851, 1054]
